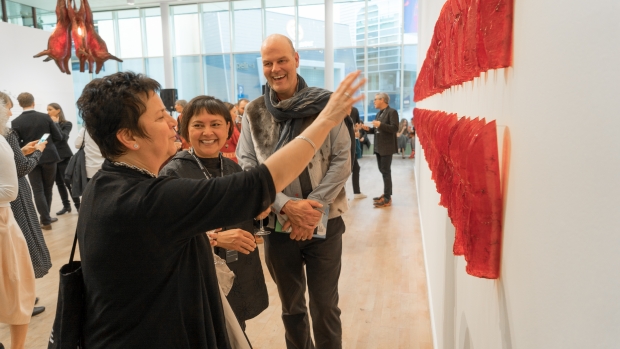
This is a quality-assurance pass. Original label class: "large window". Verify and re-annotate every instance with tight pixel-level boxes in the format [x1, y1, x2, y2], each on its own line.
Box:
[69, 0, 418, 117]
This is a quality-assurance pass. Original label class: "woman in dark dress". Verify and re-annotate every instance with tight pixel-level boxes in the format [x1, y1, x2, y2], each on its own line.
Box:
[74, 71, 363, 349]
[160, 96, 269, 330]
[47, 103, 80, 214]
[0, 92, 52, 281]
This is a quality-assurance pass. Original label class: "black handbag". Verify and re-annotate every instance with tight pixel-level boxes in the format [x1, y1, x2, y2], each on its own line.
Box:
[64, 141, 88, 198]
[48, 230, 84, 349]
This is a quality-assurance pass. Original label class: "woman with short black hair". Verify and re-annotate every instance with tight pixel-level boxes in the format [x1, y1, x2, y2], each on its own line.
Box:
[75, 70, 363, 348]
[47, 103, 80, 214]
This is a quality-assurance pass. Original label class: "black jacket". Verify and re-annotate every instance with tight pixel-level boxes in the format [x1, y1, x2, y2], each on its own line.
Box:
[367, 106, 399, 156]
[159, 151, 269, 323]
[11, 110, 62, 164]
[54, 121, 74, 159]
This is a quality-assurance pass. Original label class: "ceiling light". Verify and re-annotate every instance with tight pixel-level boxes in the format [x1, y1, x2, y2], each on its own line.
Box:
[127, 0, 134, 5]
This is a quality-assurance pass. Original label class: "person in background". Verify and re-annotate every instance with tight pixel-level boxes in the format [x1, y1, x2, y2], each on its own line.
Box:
[75, 125, 104, 181]
[348, 106, 366, 199]
[361, 92, 399, 208]
[0, 98, 37, 349]
[1, 92, 51, 317]
[237, 34, 353, 349]
[408, 116, 416, 159]
[47, 103, 80, 214]
[235, 98, 249, 131]
[222, 102, 241, 163]
[174, 99, 190, 150]
[73, 70, 361, 348]
[11, 92, 63, 229]
[160, 96, 269, 331]
[397, 118, 410, 159]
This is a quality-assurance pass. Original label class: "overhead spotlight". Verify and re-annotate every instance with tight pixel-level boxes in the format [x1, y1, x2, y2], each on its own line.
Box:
[127, 0, 134, 5]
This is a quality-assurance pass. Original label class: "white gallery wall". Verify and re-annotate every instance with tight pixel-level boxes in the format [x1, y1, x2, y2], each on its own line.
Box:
[415, 1, 620, 348]
[0, 22, 77, 143]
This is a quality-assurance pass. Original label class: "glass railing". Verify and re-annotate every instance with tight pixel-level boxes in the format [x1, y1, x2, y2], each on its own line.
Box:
[1, 0, 57, 32]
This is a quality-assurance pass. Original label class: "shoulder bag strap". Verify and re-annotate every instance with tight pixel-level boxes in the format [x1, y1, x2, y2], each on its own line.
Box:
[69, 229, 78, 264]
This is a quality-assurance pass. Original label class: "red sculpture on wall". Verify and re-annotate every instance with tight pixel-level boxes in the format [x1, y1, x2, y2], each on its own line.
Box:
[414, 0, 513, 102]
[34, 0, 122, 74]
[414, 108, 503, 279]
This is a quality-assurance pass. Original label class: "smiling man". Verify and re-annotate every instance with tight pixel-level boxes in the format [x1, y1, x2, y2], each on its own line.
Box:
[237, 34, 351, 349]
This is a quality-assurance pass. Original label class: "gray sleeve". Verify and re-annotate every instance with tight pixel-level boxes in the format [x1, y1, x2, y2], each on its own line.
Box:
[236, 111, 259, 171]
[307, 121, 351, 206]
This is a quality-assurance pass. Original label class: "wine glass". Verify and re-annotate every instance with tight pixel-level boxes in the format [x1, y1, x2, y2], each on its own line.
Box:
[255, 217, 270, 236]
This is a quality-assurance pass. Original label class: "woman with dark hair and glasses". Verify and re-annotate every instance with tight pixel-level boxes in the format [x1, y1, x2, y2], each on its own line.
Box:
[47, 103, 80, 214]
[75, 70, 363, 348]
[161, 96, 268, 331]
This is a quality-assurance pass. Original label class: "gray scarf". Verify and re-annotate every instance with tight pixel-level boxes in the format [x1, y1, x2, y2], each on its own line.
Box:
[264, 75, 331, 151]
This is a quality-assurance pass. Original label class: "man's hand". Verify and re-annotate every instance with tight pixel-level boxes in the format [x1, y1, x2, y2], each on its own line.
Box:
[361, 124, 370, 131]
[21, 140, 39, 155]
[208, 229, 257, 254]
[281, 199, 323, 230]
[287, 223, 315, 241]
[372, 120, 381, 128]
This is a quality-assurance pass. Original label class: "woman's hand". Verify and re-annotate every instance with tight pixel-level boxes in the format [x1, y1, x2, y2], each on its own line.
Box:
[21, 140, 39, 155]
[35, 141, 47, 153]
[208, 229, 257, 255]
[256, 207, 271, 220]
[317, 71, 365, 127]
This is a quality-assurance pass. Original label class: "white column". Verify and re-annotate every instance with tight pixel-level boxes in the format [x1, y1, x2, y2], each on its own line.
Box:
[324, 0, 334, 91]
[161, 3, 174, 88]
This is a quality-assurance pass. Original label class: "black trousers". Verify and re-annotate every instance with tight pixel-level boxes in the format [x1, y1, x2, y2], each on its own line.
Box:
[375, 153, 393, 200]
[352, 158, 361, 194]
[28, 162, 57, 224]
[264, 216, 345, 349]
[55, 157, 80, 208]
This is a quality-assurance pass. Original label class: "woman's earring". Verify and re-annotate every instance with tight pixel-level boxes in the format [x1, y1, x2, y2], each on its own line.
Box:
[133, 144, 139, 149]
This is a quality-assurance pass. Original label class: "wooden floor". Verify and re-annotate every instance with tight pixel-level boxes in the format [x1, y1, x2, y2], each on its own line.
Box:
[0, 155, 433, 349]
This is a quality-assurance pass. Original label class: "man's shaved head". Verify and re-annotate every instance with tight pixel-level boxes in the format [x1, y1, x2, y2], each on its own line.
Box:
[261, 34, 296, 55]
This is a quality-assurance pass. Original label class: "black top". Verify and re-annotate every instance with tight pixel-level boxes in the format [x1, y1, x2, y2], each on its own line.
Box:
[11, 110, 62, 164]
[54, 121, 74, 159]
[78, 160, 275, 349]
[160, 151, 269, 323]
[367, 106, 399, 156]
[350, 106, 361, 125]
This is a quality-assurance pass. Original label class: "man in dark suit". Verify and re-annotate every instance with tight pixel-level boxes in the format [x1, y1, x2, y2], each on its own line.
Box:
[12, 92, 63, 229]
[362, 93, 399, 208]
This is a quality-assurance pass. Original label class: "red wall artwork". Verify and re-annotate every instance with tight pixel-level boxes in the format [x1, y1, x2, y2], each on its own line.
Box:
[414, 108, 503, 279]
[34, 0, 122, 74]
[413, 0, 513, 102]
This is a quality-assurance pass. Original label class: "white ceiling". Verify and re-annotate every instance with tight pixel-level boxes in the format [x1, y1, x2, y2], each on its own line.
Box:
[18, 0, 222, 12]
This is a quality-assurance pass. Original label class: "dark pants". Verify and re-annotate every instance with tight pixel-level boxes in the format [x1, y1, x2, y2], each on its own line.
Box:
[264, 216, 345, 349]
[375, 153, 393, 200]
[55, 157, 80, 209]
[352, 158, 361, 194]
[28, 162, 57, 224]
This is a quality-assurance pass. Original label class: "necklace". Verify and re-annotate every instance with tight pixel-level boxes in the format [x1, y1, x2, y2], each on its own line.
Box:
[111, 161, 157, 178]
[189, 148, 224, 179]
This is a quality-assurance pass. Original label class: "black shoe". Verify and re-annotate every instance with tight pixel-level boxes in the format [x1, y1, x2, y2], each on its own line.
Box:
[373, 195, 384, 202]
[56, 206, 71, 215]
[41, 224, 52, 230]
[373, 197, 392, 208]
[32, 306, 45, 316]
[50, 217, 58, 223]
[35, 297, 39, 305]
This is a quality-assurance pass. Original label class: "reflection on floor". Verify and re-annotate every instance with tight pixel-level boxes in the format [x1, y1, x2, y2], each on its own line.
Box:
[0, 155, 432, 349]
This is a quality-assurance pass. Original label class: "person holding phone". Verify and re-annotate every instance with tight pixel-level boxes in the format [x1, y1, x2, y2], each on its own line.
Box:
[48, 103, 80, 215]
[11, 92, 63, 229]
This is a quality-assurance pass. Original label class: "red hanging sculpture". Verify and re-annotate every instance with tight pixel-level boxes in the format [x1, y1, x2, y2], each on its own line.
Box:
[414, 108, 503, 279]
[414, 0, 513, 102]
[34, 0, 122, 74]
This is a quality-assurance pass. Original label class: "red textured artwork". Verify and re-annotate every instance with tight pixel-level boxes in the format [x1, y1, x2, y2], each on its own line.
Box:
[414, 0, 513, 102]
[414, 108, 503, 279]
[34, 0, 122, 74]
